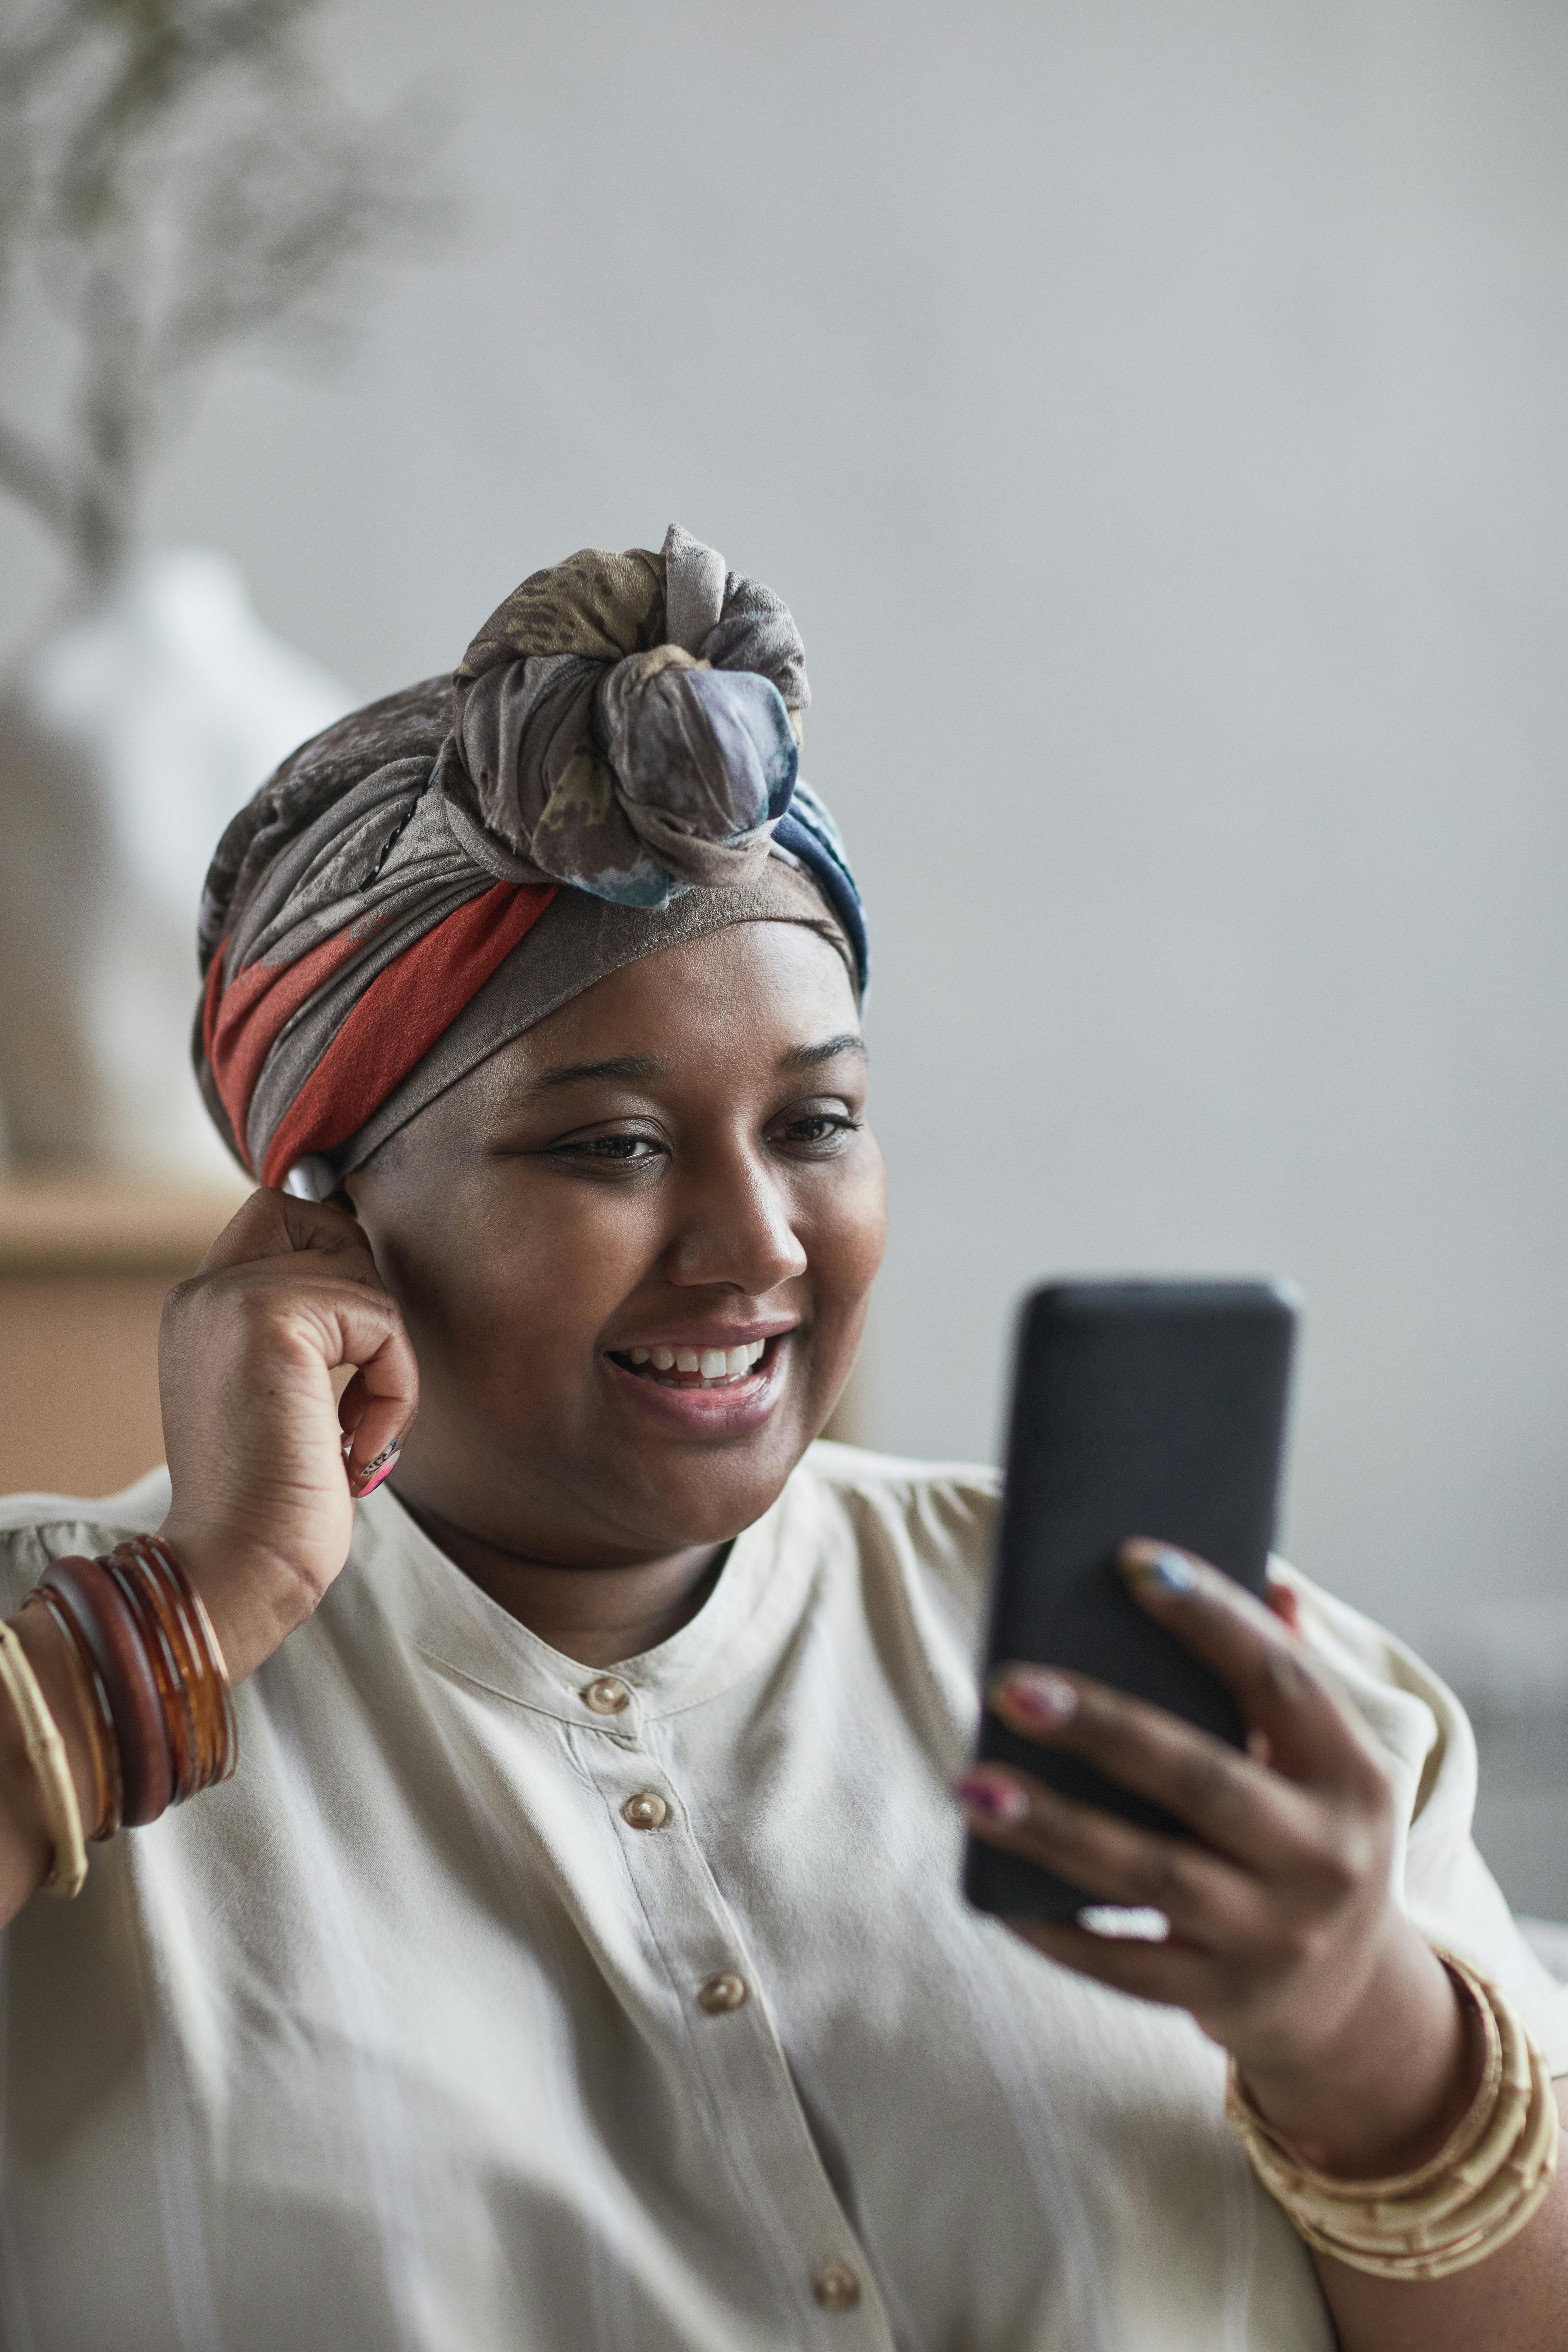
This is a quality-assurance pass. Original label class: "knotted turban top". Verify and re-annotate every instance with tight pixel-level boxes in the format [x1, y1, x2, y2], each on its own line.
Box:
[195, 526, 866, 1193]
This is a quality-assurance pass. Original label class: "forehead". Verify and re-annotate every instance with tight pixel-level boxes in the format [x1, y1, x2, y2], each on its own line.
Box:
[445, 920, 861, 1120]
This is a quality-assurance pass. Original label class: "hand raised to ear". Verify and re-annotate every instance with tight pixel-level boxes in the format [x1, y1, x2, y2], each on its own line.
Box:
[157, 1188, 419, 1683]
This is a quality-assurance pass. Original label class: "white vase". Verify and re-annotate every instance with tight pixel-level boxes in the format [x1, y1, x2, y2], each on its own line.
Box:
[0, 550, 354, 1178]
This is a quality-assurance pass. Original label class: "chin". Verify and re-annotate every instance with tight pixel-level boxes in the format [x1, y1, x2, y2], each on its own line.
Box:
[594, 1421, 813, 1553]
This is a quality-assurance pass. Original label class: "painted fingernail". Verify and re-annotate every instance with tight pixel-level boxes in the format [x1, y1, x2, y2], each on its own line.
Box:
[991, 1668, 1078, 1728]
[1118, 1539, 1196, 1595]
[954, 1773, 1030, 1824]
[351, 1441, 401, 1498]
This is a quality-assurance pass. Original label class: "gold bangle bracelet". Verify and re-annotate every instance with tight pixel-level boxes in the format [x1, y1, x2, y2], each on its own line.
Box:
[22, 1590, 119, 1839]
[1226, 1949, 1560, 2281]
[0, 1618, 88, 1901]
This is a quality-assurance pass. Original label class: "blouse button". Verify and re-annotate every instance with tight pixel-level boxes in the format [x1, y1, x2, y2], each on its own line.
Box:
[582, 1675, 631, 1715]
[696, 1972, 749, 2014]
[621, 1791, 668, 1830]
[812, 2261, 862, 2312]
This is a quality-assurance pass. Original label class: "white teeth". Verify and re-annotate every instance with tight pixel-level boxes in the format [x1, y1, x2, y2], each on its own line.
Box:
[624, 1336, 776, 1384]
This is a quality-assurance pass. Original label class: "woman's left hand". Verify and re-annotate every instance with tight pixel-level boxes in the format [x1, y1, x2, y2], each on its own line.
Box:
[957, 1539, 1476, 2178]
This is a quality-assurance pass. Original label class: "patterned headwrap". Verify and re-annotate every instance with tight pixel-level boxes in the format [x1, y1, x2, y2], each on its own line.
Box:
[195, 526, 866, 1192]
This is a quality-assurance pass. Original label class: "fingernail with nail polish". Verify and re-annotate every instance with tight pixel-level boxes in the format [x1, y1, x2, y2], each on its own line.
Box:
[352, 1442, 401, 1498]
[1118, 1540, 1196, 1595]
[954, 1773, 1030, 1824]
[995, 1669, 1078, 1728]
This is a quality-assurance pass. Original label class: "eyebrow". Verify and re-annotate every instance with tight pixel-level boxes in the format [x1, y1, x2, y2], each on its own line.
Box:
[530, 1055, 665, 1092]
[778, 1032, 867, 1073]
[527, 1034, 866, 1094]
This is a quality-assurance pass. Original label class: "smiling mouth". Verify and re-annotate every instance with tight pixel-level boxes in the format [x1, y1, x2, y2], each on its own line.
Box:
[608, 1338, 776, 1391]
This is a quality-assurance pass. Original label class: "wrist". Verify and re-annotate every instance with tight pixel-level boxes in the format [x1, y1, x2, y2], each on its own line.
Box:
[154, 1518, 317, 1685]
[1237, 1921, 1479, 2178]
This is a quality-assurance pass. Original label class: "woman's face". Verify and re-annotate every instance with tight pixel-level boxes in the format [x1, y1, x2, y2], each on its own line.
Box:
[346, 920, 885, 1567]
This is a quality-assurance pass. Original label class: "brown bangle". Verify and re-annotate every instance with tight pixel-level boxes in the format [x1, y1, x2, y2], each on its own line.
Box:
[37, 1555, 173, 1826]
[104, 1539, 236, 1800]
[103, 1544, 200, 1801]
[154, 1537, 237, 1790]
[20, 1589, 121, 1839]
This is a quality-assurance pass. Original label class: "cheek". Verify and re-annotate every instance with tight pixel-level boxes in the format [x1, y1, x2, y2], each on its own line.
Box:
[799, 1144, 888, 1316]
[385, 1177, 655, 1366]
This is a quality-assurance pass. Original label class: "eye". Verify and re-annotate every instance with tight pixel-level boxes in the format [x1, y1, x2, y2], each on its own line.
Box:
[549, 1132, 665, 1169]
[771, 1109, 862, 1154]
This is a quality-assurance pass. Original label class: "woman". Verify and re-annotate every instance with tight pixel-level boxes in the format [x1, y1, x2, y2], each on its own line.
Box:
[0, 527, 1563, 2352]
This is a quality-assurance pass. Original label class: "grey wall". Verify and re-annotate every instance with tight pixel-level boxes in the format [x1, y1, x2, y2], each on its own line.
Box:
[5, 0, 1568, 1687]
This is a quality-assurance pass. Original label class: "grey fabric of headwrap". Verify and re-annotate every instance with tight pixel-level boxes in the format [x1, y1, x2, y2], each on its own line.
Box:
[439, 523, 808, 905]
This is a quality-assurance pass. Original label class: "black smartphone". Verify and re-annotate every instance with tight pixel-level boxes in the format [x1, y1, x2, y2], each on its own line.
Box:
[964, 1278, 1299, 1922]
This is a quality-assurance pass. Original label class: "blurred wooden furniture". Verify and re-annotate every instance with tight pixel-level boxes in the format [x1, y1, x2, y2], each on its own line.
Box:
[0, 1169, 247, 1499]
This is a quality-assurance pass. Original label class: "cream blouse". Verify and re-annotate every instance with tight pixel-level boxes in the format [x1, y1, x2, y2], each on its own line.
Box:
[1, 1443, 1563, 2352]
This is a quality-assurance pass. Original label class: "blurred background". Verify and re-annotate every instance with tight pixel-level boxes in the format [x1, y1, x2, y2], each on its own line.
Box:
[1, 0, 1565, 1916]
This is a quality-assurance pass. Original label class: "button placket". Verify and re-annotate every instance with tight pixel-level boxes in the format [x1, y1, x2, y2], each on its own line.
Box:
[581, 1727, 894, 2347]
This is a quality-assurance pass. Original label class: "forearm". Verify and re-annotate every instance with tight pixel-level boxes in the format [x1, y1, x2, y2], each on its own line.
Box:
[1314, 2101, 1568, 2352]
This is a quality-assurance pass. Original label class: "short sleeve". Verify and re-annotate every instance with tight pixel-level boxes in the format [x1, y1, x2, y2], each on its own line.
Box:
[0, 1469, 173, 1614]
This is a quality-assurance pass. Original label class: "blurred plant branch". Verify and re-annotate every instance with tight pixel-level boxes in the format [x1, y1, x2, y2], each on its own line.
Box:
[0, 0, 439, 587]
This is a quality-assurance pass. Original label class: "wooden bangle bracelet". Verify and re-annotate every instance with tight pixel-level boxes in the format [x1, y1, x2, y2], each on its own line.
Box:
[145, 1538, 237, 1790]
[105, 1539, 236, 1801]
[37, 1556, 173, 1826]
[104, 1549, 201, 1802]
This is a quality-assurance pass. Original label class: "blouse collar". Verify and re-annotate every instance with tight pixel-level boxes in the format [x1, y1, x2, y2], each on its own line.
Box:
[349, 1455, 831, 1728]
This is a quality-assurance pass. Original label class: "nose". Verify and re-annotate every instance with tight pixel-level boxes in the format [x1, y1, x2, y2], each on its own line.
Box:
[662, 1154, 808, 1295]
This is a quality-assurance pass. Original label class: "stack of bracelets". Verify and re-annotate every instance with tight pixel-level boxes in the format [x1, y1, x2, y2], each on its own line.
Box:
[0, 1536, 236, 1899]
[1226, 1947, 1560, 2279]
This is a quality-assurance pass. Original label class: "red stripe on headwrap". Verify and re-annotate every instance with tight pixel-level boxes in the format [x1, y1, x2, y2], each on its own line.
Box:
[258, 883, 556, 1188]
[208, 920, 385, 1164]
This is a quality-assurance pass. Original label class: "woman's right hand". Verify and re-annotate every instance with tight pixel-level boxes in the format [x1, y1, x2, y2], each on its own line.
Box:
[0, 1189, 416, 1924]
[155, 1188, 419, 1685]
